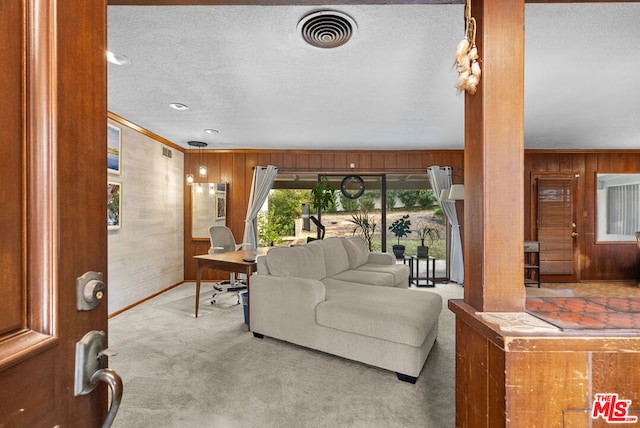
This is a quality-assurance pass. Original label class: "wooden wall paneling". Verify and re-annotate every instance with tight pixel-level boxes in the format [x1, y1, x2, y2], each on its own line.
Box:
[524, 151, 640, 281]
[455, 317, 490, 427]
[211, 152, 221, 182]
[592, 352, 640, 409]
[357, 152, 372, 170]
[487, 341, 506, 427]
[333, 152, 347, 170]
[609, 152, 628, 172]
[559, 152, 573, 170]
[257, 152, 272, 167]
[230, 153, 247, 237]
[384, 153, 397, 169]
[371, 153, 385, 170]
[408, 152, 423, 169]
[547, 153, 561, 171]
[282, 152, 295, 168]
[506, 351, 589, 426]
[346, 152, 358, 169]
[307, 152, 321, 170]
[270, 152, 284, 169]
[395, 152, 409, 169]
[441, 152, 455, 170]
[295, 153, 309, 169]
[420, 152, 438, 169]
[321, 153, 334, 169]
[596, 152, 613, 171]
[219, 152, 232, 183]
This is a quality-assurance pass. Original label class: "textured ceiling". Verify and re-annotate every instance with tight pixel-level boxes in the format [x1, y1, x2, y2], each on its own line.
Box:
[107, 3, 640, 150]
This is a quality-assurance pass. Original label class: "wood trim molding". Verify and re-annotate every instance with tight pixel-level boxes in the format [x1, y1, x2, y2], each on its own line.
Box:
[108, 111, 185, 152]
[108, 281, 184, 318]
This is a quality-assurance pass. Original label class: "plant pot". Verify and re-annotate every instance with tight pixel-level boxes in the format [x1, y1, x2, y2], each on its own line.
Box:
[392, 244, 406, 259]
[417, 245, 429, 259]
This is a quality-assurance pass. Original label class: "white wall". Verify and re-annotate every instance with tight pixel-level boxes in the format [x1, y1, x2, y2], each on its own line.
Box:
[107, 119, 184, 314]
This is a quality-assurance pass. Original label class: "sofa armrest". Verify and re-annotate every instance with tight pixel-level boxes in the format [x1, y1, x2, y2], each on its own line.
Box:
[367, 252, 395, 265]
[250, 275, 326, 337]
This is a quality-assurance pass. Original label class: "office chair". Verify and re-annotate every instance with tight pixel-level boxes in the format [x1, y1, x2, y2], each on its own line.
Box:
[208, 226, 247, 305]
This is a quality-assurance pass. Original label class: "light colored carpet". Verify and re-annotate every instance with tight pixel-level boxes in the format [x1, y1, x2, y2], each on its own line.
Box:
[108, 282, 463, 428]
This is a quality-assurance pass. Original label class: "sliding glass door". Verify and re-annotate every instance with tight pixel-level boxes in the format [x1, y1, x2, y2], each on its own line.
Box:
[262, 173, 448, 281]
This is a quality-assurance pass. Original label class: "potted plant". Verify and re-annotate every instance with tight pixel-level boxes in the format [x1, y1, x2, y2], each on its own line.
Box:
[309, 176, 336, 213]
[309, 176, 336, 239]
[349, 210, 377, 252]
[388, 214, 411, 259]
[414, 221, 440, 258]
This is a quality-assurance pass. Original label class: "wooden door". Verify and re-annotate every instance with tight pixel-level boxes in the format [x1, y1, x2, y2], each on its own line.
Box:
[0, 1, 111, 426]
[532, 173, 579, 282]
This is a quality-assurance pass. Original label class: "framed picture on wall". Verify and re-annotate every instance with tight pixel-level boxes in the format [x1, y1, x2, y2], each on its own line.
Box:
[107, 181, 122, 230]
[215, 195, 225, 220]
[107, 123, 121, 175]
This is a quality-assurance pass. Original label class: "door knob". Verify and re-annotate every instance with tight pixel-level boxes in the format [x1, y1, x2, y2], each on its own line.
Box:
[75, 330, 123, 428]
[571, 232, 579, 237]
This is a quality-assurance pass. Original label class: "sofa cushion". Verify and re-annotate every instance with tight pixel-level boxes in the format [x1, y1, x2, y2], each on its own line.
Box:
[356, 263, 409, 286]
[308, 237, 350, 278]
[265, 244, 326, 280]
[341, 237, 370, 269]
[316, 284, 442, 347]
[323, 268, 396, 288]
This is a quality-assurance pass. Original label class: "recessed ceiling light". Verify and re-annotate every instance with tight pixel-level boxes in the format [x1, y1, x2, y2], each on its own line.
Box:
[106, 51, 131, 65]
[204, 129, 219, 135]
[169, 103, 189, 111]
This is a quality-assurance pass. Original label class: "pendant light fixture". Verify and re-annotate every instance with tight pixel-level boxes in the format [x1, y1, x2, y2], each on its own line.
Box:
[187, 140, 208, 180]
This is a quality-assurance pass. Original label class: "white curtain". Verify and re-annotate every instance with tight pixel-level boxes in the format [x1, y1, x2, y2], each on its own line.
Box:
[242, 165, 278, 249]
[427, 166, 464, 285]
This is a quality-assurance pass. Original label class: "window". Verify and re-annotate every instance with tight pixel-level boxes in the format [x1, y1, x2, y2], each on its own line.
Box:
[596, 173, 640, 242]
[260, 173, 449, 280]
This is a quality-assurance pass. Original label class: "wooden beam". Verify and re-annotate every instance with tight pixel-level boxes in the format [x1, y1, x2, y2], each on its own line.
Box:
[463, 0, 526, 312]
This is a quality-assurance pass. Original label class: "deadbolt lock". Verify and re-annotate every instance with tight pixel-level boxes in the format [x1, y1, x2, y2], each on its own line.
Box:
[76, 271, 106, 311]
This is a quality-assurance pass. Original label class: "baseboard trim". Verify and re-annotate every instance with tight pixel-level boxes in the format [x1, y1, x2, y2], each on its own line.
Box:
[108, 280, 185, 318]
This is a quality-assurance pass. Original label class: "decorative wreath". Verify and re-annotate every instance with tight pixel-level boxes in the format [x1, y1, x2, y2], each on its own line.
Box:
[454, 0, 481, 94]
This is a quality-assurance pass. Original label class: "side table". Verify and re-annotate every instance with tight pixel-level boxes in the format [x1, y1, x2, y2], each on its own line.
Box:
[411, 255, 435, 287]
[401, 255, 414, 284]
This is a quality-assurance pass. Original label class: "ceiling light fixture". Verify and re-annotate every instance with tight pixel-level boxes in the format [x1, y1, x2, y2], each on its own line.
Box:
[204, 129, 219, 135]
[188, 140, 208, 178]
[297, 10, 357, 49]
[169, 103, 189, 111]
[106, 51, 131, 66]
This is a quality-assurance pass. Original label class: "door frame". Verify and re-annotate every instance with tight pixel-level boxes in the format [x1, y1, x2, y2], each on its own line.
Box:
[530, 171, 581, 282]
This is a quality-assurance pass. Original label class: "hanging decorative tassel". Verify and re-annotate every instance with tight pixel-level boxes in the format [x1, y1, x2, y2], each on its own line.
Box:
[454, 0, 481, 94]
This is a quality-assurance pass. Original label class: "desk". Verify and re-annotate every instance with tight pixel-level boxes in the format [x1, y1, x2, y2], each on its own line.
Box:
[193, 249, 266, 328]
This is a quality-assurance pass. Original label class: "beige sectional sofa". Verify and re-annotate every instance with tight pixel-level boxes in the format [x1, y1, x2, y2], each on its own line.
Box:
[250, 236, 443, 383]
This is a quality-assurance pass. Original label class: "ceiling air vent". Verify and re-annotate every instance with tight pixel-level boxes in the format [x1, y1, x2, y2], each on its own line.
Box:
[297, 10, 357, 49]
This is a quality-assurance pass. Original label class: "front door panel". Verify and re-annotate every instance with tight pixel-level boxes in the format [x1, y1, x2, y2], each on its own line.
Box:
[0, 1, 109, 425]
[533, 173, 579, 282]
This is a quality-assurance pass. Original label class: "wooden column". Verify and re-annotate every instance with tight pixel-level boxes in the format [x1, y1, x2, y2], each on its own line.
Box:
[464, 0, 526, 312]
